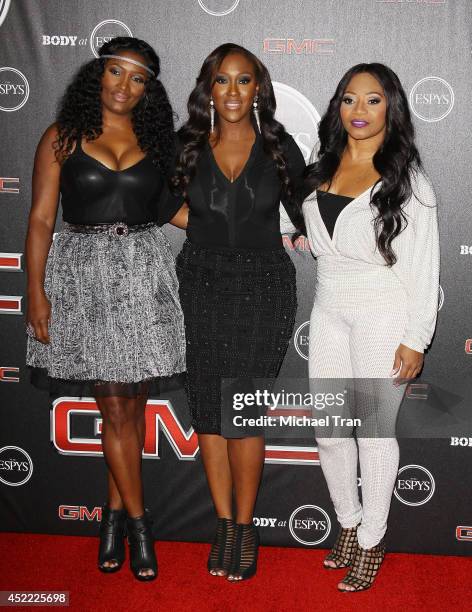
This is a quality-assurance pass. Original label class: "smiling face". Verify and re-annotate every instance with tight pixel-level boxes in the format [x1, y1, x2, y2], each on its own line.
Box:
[101, 51, 149, 116]
[211, 52, 258, 127]
[340, 72, 387, 142]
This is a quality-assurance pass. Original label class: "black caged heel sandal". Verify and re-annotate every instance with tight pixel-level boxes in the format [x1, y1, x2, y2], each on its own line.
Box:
[227, 523, 259, 582]
[324, 524, 359, 569]
[207, 518, 235, 576]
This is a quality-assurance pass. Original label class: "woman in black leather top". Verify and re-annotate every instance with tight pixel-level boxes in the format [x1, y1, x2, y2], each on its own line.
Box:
[165, 44, 305, 581]
[25, 37, 185, 581]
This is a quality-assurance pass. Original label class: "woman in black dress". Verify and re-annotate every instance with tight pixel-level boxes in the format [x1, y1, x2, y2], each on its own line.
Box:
[167, 43, 305, 581]
[25, 37, 185, 581]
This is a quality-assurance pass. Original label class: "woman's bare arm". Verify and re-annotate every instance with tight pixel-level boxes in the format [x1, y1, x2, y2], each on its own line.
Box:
[169, 203, 189, 230]
[25, 124, 61, 343]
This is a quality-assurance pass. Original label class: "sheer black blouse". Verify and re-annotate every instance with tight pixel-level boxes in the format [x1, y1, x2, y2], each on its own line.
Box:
[161, 133, 305, 250]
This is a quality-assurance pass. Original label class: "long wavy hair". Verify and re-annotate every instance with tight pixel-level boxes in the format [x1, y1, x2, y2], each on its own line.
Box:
[54, 36, 174, 174]
[172, 43, 291, 197]
[294, 63, 422, 266]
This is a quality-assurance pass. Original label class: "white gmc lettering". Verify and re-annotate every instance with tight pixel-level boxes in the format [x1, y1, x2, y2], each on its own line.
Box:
[263, 38, 335, 54]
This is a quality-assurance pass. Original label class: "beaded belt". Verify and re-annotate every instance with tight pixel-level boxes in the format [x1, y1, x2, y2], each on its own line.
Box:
[64, 221, 156, 237]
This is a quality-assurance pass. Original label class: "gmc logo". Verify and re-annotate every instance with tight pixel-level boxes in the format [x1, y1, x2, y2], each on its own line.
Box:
[405, 383, 429, 400]
[0, 296, 22, 314]
[0, 177, 19, 194]
[59, 505, 101, 521]
[0, 253, 22, 271]
[0, 367, 19, 382]
[51, 398, 320, 465]
[465, 339, 472, 354]
[456, 526, 472, 542]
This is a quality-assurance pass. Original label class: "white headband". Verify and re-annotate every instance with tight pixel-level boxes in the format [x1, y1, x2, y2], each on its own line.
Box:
[101, 54, 156, 78]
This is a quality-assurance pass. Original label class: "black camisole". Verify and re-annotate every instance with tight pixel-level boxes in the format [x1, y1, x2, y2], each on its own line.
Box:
[60, 139, 164, 225]
[316, 190, 354, 239]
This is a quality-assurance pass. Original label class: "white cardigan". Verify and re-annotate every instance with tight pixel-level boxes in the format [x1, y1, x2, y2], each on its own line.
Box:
[279, 161, 440, 353]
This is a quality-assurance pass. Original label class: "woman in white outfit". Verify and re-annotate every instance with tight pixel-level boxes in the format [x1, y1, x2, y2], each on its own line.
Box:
[294, 63, 440, 592]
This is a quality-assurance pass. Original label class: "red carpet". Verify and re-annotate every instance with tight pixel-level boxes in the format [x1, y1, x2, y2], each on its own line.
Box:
[0, 533, 470, 611]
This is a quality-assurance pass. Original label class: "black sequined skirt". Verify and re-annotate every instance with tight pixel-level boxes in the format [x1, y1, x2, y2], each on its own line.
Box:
[176, 240, 297, 436]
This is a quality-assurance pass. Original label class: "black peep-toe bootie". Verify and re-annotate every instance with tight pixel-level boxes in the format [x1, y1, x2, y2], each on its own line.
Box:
[98, 505, 127, 573]
[127, 512, 158, 581]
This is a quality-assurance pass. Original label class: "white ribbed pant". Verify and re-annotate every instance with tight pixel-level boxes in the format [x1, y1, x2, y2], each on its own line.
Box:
[309, 261, 408, 549]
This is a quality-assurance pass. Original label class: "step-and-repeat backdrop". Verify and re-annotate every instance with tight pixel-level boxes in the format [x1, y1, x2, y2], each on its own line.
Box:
[1, 0, 471, 555]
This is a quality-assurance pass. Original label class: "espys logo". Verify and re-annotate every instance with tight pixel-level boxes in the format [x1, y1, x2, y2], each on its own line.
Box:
[90, 19, 133, 57]
[273, 82, 320, 162]
[409, 77, 454, 123]
[289, 504, 331, 545]
[438, 285, 444, 311]
[0, 67, 29, 112]
[394, 464, 435, 506]
[198, 0, 240, 16]
[294, 321, 310, 361]
[0, 0, 10, 27]
[0, 446, 33, 486]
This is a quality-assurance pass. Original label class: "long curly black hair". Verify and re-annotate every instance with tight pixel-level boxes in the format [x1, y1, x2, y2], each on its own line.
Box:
[294, 62, 422, 266]
[54, 36, 174, 174]
[172, 43, 291, 197]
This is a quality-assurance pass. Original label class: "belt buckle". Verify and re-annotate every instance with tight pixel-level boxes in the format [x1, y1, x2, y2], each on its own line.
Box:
[109, 222, 129, 237]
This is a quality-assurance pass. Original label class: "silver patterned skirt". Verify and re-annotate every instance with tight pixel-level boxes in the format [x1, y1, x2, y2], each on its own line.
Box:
[27, 223, 186, 390]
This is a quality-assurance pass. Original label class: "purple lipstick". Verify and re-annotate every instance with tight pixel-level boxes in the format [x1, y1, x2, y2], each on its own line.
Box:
[351, 120, 369, 128]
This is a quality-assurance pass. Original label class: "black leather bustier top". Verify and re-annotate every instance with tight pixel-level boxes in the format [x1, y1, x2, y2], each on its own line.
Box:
[60, 138, 164, 225]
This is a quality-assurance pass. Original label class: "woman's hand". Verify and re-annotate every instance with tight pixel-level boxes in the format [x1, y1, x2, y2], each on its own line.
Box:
[391, 343, 423, 383]
[27, 290, 51, 344]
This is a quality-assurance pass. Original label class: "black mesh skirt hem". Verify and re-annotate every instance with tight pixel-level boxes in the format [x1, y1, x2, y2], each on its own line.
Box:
[29, 366, 186, 399]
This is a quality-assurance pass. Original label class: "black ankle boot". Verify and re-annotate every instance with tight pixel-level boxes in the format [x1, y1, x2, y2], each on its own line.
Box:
[98, 505, 127, 573]
[127, 512, 158, 581]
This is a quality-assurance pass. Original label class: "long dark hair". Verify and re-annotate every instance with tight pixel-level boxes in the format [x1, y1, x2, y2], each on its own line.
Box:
[172, 43, 290, 197]
[295, 62, 422, 266]
[54, 36, 174, 174]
